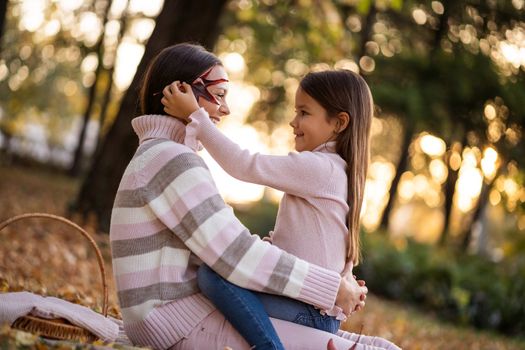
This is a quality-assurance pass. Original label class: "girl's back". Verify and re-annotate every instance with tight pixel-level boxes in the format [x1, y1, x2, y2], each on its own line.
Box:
[270, 144, 348, 273]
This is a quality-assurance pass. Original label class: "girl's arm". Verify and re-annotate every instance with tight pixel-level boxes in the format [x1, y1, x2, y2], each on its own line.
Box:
[162, 82, 331, 197]
[188, 108, 332, 197]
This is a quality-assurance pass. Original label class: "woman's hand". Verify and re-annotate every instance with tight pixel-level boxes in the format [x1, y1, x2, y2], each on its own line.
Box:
[161, 81, 200, 121]
[335, 263, 367, 316]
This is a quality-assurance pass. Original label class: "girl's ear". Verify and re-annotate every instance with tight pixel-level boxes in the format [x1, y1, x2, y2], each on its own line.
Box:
[335, 112, 350, 133]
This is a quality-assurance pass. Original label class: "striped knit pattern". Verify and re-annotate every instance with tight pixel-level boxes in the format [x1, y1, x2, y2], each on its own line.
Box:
[110, 115, 341, 349]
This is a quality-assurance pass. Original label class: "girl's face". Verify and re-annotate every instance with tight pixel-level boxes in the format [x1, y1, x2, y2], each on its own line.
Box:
[195, 65, 230, 124]
[290, 87, 339, 152]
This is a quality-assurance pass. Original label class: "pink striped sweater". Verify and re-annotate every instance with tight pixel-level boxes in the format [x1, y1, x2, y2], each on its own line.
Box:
[110, 115, 342, 349]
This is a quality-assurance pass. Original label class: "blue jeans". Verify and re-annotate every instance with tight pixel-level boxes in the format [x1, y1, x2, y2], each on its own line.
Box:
[197, 265, 340, 350]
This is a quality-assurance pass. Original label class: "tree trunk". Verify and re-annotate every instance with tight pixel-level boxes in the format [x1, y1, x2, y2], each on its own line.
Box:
[0, 0, 7, 53]
[379, 122, 414, 230]
[96, 67, 115, 146]
[439, 134, 466, 245]
[69, 0, 112, 176]
[439, 157, 459, 245]
[461, 180, 491, 252]
[461, 165, 503, 252]
[73, 0, 228, 231]
[359, 0, 376, 57]
[0, 128, 12, 162]
[433, 1, 455, 245]
[95, 0, 129, 152]
[431, 0, 450, 53]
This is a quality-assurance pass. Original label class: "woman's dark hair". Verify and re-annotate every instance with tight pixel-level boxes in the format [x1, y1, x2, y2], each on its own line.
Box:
[300, 70, 373, 266]
[139, 43, 221, 115]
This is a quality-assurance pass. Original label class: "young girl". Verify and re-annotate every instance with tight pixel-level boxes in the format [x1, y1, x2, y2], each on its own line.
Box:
[162, 69, 400, 350]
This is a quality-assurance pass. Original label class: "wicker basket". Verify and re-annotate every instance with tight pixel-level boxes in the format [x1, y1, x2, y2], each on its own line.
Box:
[0, 213, 108, 343]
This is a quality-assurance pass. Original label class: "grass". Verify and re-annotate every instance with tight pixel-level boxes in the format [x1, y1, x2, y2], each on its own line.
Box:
[1, 161, 524, 349]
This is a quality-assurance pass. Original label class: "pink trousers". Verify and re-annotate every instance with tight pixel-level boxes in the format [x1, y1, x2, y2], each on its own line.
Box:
[171, 310, 401, 350]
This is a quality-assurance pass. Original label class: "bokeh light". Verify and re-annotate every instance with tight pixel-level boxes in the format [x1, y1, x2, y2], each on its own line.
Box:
[420, 134, 446, 157]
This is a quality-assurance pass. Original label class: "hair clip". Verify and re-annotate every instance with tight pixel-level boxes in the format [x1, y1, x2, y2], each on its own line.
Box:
[151, 66, 228, 104]
[191, 66, 228, 105]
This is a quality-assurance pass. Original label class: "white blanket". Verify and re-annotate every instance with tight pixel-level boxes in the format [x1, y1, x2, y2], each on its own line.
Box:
[0, 292, 119, 342]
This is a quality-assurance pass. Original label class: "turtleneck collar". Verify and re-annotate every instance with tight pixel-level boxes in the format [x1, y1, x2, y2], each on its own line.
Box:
[312, 141, 337, 153]
[132, 114, 197, 149]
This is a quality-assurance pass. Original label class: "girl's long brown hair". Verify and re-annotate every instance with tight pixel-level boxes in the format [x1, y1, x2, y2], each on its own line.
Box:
[300, 70, 373, 266]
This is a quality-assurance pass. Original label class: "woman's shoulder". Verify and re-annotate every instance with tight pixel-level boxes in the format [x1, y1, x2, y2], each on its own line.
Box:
[139, 138, 196, 157]
[128, 139, 214, 195]
[136, 139, 209, 172]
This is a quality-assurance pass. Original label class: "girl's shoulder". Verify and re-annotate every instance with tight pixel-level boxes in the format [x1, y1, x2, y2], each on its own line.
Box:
[295, 149, 344, 166]
[291, 150, 346, 182]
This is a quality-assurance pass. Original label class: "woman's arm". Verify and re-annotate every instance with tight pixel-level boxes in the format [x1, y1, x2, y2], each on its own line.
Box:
[138, 145, 365, 314]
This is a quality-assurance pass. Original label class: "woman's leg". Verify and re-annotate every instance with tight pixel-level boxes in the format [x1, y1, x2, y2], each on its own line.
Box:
[197, 264, 284, 350]
[170, 310, 250, 350]
[336, 330, 401, 350]
[171, 310, 389, 350]
[273, 319, 390, 350]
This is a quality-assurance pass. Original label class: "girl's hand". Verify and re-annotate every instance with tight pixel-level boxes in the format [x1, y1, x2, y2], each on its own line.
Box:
[262, 236, 273, 244]
[335, 263, 367, 316]
[161, 81, 200, 122]
[262, 231, 274, 244]
[341, 262, 367, 311]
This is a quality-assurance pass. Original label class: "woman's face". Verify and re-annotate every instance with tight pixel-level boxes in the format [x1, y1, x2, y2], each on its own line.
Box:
[195, 65, 230, 124]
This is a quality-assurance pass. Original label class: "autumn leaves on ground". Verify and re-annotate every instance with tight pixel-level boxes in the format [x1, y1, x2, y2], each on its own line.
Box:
[0, 163, 523, 350]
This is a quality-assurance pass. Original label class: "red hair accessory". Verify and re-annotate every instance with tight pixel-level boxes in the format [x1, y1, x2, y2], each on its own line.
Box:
[191, 66, 228, 105]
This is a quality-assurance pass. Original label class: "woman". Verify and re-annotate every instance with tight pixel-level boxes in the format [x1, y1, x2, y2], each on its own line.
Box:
[110, 43, 374, 350]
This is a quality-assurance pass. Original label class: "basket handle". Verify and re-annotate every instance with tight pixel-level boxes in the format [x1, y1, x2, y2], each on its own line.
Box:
[0, 213, 108, 317]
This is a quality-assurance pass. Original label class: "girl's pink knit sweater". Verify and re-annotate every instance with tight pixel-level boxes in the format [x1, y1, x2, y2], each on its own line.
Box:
[186, 108, 349, 274]
[110, 115, 342, 349]
[186, 108, 349, 319]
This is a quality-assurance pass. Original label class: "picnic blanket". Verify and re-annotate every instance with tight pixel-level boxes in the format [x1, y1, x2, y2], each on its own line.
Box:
[0, 292, 120, 342]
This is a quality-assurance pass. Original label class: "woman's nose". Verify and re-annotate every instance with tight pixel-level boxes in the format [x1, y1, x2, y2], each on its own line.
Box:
[220, 101, 230, 116]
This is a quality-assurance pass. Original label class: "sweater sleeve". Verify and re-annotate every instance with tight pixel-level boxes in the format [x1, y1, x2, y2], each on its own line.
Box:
[185, 108, 331, 197]
[145, 148, 341, 311]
